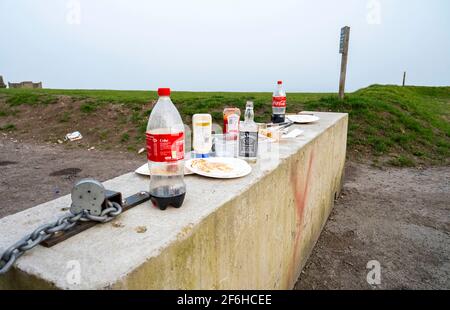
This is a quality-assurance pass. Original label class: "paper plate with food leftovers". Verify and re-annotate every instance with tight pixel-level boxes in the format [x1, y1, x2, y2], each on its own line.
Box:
[185, 157, 252, 179]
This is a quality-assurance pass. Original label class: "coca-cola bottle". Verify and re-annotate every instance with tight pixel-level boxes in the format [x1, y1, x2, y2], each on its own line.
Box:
[272, 80, 286, 123]
[146, 88, 186, 210]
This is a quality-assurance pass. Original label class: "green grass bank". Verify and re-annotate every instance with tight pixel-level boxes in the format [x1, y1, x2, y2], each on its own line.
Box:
[0, 85, 448, 166]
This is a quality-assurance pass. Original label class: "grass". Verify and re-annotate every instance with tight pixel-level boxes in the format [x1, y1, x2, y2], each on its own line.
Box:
[80, 103, 97, 113]
[0, 123, 16, 131]
[0, 88, 326, 124]
[302, 85, 450, 165]
[0, 85, 448, 166]
[120, 133, 130, 143]
[388, 155, 416, 167]
[59, 112, 71, 123]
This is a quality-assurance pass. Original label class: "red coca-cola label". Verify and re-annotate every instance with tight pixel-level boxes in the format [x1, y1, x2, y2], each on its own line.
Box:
[272, 96, 286, 108]
[146, 132, 184, 162]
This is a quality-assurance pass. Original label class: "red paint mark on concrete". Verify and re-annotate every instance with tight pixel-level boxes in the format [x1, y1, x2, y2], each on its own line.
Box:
[286, 150, 315, 287]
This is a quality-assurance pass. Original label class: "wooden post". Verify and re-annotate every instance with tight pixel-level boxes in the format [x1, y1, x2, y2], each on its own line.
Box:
[402, 71, 406, 86]
[339, 26, 350, 100]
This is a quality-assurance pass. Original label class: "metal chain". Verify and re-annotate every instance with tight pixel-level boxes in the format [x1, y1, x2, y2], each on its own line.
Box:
[0, 200, 122, 275]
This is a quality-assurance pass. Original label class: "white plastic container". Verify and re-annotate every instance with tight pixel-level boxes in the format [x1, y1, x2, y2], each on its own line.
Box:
[192, 113, 212, 157]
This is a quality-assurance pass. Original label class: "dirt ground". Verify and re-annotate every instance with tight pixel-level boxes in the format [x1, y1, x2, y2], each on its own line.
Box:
[0, 135, 143, 218]
[295, 161, 450, 290]
[1, 136, 449, 289]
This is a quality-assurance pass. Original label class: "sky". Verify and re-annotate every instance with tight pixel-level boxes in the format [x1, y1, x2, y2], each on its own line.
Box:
[1, 0, 449, 92]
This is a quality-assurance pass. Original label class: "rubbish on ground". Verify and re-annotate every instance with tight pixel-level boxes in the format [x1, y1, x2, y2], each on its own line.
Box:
[138, 147, 145, 154]
[88, 146, 95, 151]
[65, 131, 83, 142]
[57, 139, 63, 144]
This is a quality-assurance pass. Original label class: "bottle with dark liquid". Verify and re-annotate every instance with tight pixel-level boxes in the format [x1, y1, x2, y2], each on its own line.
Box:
[272, 80, 286, 123]
[146, 88, 186, 210]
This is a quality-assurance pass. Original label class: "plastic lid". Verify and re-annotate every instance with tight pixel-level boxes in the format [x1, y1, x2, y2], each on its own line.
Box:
[158, 88, 171, 96]
[277, 80, 283, 85]
[194, 153, 210, 158]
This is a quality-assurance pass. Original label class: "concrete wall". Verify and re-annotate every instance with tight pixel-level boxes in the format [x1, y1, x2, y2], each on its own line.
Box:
[0, 112, 347, 289]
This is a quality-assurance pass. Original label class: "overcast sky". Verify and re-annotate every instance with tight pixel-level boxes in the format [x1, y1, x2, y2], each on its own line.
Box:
[1, 0, 449, 92]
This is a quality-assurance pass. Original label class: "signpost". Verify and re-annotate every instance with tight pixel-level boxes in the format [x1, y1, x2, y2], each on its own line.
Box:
[339, 26, 350, 100]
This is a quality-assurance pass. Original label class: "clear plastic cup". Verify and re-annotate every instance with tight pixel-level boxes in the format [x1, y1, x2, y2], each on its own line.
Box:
[212, 134, 238, 157]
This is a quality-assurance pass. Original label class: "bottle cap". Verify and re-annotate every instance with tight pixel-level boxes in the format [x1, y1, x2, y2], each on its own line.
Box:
[194, 152, 209, 158]
[277, 80, 283, 85]
[158, 88, 171, 96]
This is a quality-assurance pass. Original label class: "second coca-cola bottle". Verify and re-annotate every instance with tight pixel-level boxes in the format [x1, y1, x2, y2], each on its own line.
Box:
[272, 80, 286, 123]
[146, 88, 186, 210]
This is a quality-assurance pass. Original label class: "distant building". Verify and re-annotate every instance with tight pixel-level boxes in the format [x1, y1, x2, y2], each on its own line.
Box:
[0, 76, 6, 88]
[8, 81, 43, 89]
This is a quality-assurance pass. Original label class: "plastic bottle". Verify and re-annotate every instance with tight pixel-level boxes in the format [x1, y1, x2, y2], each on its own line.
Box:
[223, 107, 241, 140]
[272, 80, 286, 123]
[192, 113, 212, 157]
[146, 88, 186, 210]
[238, 101, 259, 162]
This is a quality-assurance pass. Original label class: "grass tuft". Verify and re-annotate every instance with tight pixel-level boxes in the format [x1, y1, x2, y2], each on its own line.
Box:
[80, 103, 97, 113]
[0, 123, 16, 131]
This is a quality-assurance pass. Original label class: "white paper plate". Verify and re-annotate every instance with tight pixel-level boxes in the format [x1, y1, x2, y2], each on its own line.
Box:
[135, 163, 194, 176]
[185, 157, 252, 179]
[286, 114, 320, 124]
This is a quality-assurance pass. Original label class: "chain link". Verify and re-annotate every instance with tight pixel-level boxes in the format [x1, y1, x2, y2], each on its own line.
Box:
[0, 200, 122, 275]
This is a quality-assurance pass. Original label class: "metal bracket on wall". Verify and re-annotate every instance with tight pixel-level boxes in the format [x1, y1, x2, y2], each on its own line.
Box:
[41, 190, 151, 248]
